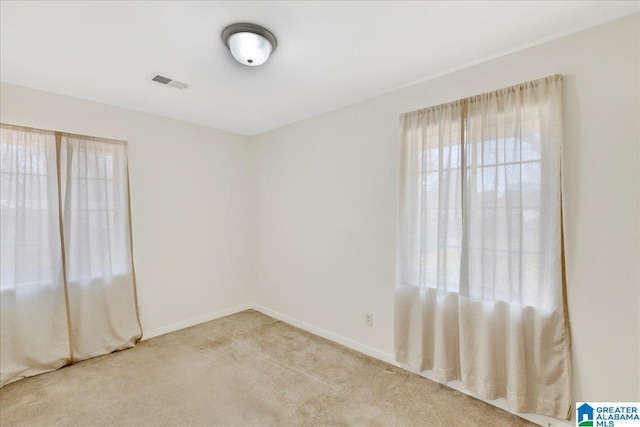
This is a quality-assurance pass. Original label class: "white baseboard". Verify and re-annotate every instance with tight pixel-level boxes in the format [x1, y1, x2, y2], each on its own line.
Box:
[251, 304, 573, 427]
[252, 304, 395, 364]
[142, 303, 252, 340]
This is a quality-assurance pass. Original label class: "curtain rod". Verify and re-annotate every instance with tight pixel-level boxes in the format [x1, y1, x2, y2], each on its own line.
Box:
[0, 122, 128, 146]
[402, 74, 562, 117]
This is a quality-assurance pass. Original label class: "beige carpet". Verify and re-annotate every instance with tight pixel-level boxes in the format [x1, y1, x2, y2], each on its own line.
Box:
[0, 310, 536, 426]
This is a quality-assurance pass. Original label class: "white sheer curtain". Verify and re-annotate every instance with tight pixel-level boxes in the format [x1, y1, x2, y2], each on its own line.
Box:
[60, 134, 141, 361]
[0, 125, 141, 386]
[0, 126, 71, 386]
[395, 75, 571, 418]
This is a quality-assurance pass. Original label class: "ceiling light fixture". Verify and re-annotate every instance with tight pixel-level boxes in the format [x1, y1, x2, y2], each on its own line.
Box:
[222, 23, 277, 67]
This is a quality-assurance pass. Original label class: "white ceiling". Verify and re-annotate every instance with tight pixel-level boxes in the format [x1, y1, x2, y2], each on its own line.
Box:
[1, 1, 638, 136]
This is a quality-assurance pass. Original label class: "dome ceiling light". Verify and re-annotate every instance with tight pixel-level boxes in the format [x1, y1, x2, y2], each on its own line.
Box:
[222, 23, 277, 67]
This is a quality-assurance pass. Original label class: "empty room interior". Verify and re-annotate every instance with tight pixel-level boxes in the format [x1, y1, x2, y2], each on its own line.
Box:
[1, 1, 639, 426]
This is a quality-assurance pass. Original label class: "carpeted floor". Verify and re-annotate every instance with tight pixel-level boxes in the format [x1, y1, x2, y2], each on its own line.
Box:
[0, 310, 536, 426]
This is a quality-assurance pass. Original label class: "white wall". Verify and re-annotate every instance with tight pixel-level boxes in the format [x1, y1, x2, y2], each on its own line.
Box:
[0, 83, 255, 336]
[252, 12, 640, 414]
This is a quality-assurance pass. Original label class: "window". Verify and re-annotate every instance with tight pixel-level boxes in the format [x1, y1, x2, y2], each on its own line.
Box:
[0, 124, 141, 387]
[395, 76, 570, 418]
[398, 94, 559, 309]
[0, 126, 60, 290]
[60, 137, 131, 281]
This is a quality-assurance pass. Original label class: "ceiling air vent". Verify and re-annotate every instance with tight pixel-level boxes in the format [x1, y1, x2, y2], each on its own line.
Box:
[148, 73, 189, 90]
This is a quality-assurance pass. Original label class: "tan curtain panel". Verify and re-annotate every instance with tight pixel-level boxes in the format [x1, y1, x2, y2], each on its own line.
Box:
[59, 134, 142, 361]
[0, 124, 142, 387]
[395, 75, 571, 418]
[0, 126, 71, 384]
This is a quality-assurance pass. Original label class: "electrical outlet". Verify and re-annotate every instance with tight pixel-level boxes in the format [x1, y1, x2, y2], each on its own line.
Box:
[365, 313, 373, 327]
